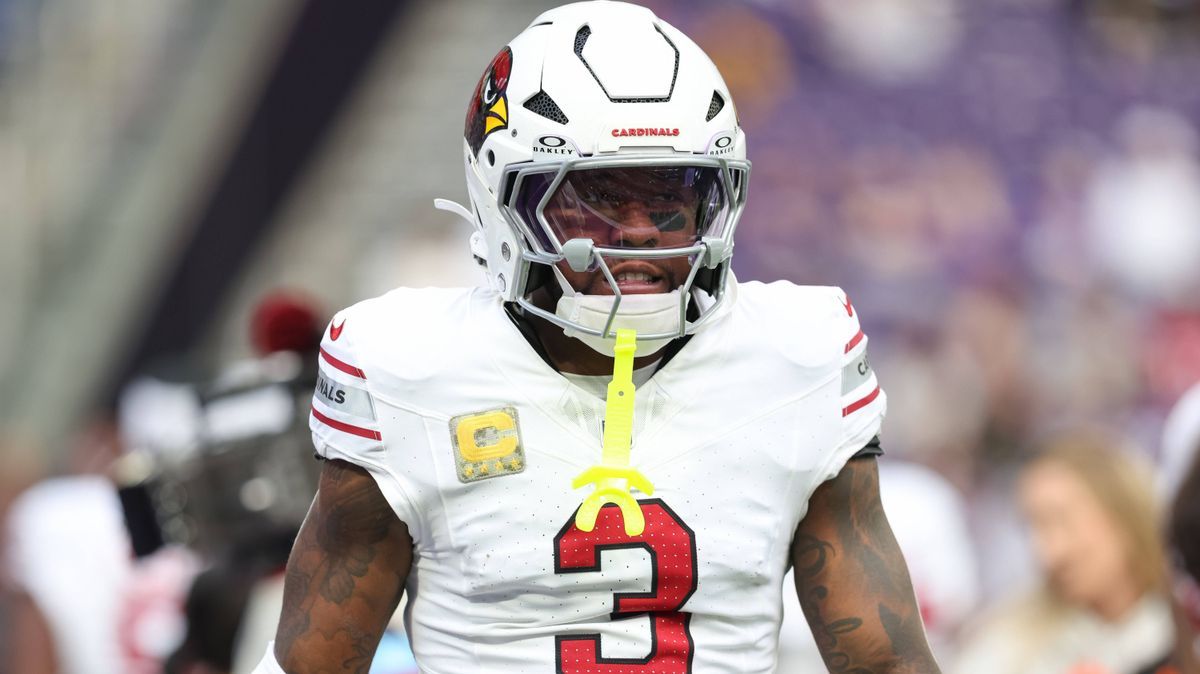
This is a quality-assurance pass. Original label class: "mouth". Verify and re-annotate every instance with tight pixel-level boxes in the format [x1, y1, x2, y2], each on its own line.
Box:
[596, 262, 671, 295]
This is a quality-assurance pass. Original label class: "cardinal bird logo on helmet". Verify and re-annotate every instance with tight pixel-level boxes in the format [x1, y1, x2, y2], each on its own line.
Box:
[466, 47, 512, 156]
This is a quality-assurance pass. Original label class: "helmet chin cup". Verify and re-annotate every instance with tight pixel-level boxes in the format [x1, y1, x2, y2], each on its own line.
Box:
[561, 238, 596, 274]
[556, 291, 684, 357]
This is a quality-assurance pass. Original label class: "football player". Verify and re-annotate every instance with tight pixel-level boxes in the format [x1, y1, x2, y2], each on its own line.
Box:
[253, 2, 940, 672]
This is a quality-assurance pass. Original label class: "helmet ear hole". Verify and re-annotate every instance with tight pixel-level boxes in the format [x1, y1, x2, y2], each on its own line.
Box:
[693, 266, 719, 295]
[525, 262, 552, 295]
[487, 150, 496, 166]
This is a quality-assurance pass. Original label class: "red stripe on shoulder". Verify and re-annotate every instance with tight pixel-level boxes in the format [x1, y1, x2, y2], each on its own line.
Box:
[843, 385, 881, 417]
[845, 329, 865, 354]
[320, 347, 366, 379]
[311, 406, 381, 441]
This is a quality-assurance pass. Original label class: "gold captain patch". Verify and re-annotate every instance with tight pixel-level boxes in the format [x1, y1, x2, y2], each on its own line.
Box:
[449, 406, 526, 483]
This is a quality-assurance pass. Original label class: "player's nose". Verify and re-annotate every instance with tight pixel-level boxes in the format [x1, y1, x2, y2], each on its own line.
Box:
[609, 204, 659, 248]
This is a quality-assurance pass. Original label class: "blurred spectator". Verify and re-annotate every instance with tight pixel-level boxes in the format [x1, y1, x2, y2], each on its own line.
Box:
[1, 290, 331, 674]
[809, 0, 962, 84]
[1147, 381, 1200, 674]
[1081, 0, 1200, 62]
[0, 432, 56, 674]
[1161, 450, 1200, 674]
[153, 289, 418, 673]
[1160, 382, 1200, 499]
[164, 531, 294, 674]
[3, 418, 198, 674]
[151, 291, 327, 673]
[954, 433, 1172, 674]
[0, 587, 58, 674]
[1085, 107, 1200, 307]
[6, 472, 131, 674]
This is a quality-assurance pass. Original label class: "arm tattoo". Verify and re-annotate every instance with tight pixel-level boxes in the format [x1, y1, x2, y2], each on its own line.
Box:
[275, 460, 411, 674]
[314, 464, 393, 603]
[793, 458, 940, 674]
[794, 532, 871, 674]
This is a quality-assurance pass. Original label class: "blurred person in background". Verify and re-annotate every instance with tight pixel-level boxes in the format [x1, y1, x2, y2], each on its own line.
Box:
[1085, 107, 1200, 308]
[1160, 448, 1200, 674]
[1143, 381, 1200, 674]
[0, 291, 358, 674]
[157, 291, 422, 674]
[954, 433, 1172, 674]
[0, 586, 57, 674]
[2, 415, 196, 674]
[1160, 382, 1200, 501]
[0, 433, 57, 674]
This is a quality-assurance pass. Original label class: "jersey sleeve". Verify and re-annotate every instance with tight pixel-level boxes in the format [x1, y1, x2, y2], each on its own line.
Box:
[817, 287, 888, 482]
[308, 305, 425, 535]
[310, 309, 385, 462]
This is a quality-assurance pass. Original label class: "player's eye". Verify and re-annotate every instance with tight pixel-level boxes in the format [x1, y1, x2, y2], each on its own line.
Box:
[578, 186, 619, 204]
[650, 210, 688, 232]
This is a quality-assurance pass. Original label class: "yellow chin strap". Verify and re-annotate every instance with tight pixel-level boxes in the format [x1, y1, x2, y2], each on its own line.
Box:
[572, 329, 655, 536]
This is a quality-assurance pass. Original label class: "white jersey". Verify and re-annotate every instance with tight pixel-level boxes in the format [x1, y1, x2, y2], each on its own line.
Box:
[309, 279, 885, 674]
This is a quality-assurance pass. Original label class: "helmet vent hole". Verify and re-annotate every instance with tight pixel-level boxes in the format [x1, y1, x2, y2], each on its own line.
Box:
[523, 91, 569, 124]
[574, 25, 591, 56]
[487, 149, 496, 166]
[706, 91, 725, 122]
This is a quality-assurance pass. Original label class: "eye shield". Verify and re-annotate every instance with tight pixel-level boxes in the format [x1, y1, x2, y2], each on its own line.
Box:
[501, 155, 749, 269]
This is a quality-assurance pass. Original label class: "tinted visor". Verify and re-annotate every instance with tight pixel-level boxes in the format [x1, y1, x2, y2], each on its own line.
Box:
[515, 165, 730, 253]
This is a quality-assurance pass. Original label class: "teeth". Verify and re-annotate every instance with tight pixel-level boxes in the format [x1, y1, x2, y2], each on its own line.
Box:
[616, 272, 654, 283]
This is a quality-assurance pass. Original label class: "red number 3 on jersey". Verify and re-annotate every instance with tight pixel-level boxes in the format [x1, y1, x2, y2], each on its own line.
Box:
[553, 499, 698, 674]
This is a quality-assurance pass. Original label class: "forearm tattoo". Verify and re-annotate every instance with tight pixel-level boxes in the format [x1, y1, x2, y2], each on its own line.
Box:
[794, 459, 940, 674]
[794, 532, 871, 672]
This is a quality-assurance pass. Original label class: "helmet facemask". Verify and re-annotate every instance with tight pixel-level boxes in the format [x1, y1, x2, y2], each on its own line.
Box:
[500, 155, 749, 356]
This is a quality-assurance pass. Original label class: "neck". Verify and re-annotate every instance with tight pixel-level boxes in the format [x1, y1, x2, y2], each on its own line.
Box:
[527, 310, 665, 376]
[522, 285, 671, 376]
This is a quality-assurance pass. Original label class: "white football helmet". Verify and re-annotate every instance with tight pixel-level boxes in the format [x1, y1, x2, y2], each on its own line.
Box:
[437, 0, 750, 356]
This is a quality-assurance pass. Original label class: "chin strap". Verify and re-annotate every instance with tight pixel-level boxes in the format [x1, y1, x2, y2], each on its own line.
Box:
[572, 329, 655, 536]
